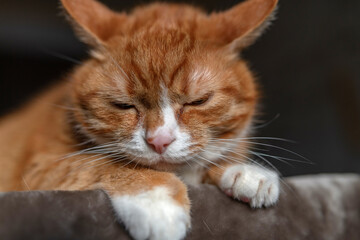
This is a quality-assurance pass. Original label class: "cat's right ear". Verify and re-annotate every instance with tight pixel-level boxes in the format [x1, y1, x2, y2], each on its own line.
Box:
[60, 0, 127, 47]
[199, 0, 278, 52]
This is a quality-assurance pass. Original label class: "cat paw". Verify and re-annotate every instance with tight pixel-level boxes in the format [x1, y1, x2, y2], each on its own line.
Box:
[220, 164, 280, 208]
[111, 187, 190, 240]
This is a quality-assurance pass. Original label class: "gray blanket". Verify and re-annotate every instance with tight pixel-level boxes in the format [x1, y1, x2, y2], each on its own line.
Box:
[0, 174, 359, 240]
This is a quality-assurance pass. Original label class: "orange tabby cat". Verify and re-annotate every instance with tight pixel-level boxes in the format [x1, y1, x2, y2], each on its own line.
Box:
[0, 0, 279, 239]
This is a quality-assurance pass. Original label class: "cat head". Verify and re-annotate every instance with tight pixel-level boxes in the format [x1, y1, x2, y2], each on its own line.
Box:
[62, 0, 278, 169]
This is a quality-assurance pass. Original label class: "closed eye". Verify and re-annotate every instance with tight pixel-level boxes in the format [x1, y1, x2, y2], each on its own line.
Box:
[110, 102, 135, 110]
[188, 98, 208, 106]
[186, 93, 212, 106]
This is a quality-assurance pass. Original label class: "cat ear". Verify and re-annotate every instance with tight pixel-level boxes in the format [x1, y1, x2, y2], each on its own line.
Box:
[200, 0, 278, 51]
[60, 0, 127, 46]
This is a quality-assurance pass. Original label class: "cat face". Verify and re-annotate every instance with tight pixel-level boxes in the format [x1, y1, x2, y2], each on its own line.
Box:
[63, 0, 277, 169]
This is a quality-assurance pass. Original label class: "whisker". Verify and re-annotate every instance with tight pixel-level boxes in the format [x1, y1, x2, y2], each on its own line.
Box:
[250, 151, 313, 165]
[118, 157, 137, 168]
[63, 153, 126, 180]
[224, 151, 274, 172]
[70, 139, 94, 147]
[248, 150, 285, 173]
[196, 155, 225, 170]
[50, 104, 83, 112]
[22, 176, 31, 191]
[243, 141, 310, 162]
[209, 138, 309, 163]
[40, 48, 82, 64]
[239, 137, 296, 143]
[204, 144, 277, 173]
[80, 155, 128, 172]
[77, 152, 124, 168]
[253, 113, 280, 129]
[70, 150, 120, 166]
[208, 136, 295, 144]
[56, 142, 121, 162]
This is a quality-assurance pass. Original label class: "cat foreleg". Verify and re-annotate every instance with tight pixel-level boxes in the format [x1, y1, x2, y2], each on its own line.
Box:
[99, 167, 191, 240]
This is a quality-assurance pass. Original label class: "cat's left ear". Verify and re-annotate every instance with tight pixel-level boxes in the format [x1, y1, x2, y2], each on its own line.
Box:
[200, 0, 278, 52]
[60, 0, 127, 47]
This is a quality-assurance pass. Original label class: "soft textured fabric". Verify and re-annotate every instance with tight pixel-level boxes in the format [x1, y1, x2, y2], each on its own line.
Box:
[0, 174, 359, 240]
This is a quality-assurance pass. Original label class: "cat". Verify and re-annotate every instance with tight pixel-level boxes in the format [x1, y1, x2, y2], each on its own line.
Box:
[0, 0, 280, 239]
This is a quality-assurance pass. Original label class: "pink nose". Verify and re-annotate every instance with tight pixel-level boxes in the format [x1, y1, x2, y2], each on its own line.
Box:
[146, 132, 176, 154]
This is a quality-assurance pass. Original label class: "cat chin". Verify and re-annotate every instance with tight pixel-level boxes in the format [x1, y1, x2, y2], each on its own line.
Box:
[137, 158, 187, 172]
[151, 163, 185, 172]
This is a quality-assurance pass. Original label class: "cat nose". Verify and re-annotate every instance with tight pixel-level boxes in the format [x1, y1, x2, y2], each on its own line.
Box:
[146, 132, 176, 154]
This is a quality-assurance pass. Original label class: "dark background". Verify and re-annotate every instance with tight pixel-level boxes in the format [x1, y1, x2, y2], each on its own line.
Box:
[0, 0, 359, 176]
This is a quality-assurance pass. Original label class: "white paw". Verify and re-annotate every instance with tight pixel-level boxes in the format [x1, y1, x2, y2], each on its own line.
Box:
[220, 164, 280, 208]
[111, 187, 190, 240]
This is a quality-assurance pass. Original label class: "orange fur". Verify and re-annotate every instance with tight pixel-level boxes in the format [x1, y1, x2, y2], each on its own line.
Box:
[0, 0, 278, 236]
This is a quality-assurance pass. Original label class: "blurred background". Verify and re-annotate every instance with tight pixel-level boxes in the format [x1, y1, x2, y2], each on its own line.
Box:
[0, 0, 359, 176]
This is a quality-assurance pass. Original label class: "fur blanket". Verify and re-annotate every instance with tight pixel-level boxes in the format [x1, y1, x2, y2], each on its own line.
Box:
[0, 174, 359, 240]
